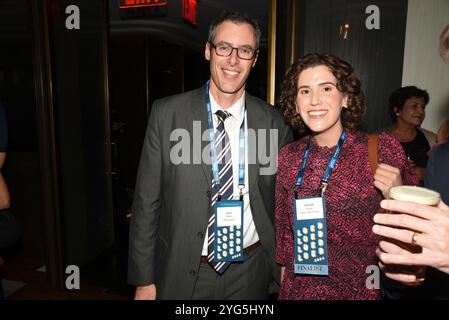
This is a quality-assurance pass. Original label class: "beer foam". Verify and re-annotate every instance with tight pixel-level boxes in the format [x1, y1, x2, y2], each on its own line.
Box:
[389, 186, 441, 205]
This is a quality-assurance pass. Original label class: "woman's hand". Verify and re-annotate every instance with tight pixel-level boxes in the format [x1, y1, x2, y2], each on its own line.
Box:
[374, 164, 403, 199]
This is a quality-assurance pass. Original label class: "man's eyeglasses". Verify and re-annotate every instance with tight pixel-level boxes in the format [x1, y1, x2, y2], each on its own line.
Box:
[210, 43, 257, 60]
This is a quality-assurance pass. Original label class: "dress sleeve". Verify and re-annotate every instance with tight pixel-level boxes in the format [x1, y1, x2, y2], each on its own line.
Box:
[377, 132, 419, 186]
[275, 145, 295, 266]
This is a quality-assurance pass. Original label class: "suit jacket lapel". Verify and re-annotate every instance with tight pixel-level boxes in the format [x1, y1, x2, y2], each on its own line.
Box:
[246, 94, 262, 194]
[185, 86, 212, 187]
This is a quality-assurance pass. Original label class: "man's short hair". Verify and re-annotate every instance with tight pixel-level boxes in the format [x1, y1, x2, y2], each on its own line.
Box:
[208, 11, 261, 50]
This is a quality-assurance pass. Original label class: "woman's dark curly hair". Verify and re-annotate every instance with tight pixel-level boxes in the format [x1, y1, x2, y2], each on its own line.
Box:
[278, 53, 365, 135]
[388, 86, 429, 122]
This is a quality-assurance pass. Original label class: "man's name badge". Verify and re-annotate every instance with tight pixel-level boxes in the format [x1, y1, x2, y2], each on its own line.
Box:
[293, 196, 329, 275]
[214, 200, 244, 262]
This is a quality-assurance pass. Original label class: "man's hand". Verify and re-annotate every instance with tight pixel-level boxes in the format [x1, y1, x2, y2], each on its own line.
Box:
[373, 200, 449, 276]
[374, 164, 402, 199]
[376, 243, 427, 285]
[134, 284, 157, 300]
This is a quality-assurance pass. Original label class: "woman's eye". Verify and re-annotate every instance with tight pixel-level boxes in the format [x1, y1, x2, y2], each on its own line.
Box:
[323, 86, 332, 92]
[299, 89, 309, 95]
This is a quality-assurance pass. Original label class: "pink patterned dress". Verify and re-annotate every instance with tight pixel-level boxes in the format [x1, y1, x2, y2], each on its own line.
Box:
[275, 130, 419, 300]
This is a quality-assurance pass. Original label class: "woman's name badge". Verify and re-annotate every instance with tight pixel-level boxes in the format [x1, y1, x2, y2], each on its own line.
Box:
[214, 200, 244, 262]
[293, 197, 329, 276]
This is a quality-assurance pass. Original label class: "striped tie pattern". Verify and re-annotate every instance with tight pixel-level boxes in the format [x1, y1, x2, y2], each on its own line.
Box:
[207, 110, 233, 274]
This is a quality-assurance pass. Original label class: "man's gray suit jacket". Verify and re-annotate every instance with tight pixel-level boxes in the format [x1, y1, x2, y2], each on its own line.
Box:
[128, 86, 293, 299]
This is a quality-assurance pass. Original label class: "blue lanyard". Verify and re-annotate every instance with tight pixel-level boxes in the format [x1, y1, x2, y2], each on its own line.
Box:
[205, 81, 246, 198]
[295, 130, 346, 196]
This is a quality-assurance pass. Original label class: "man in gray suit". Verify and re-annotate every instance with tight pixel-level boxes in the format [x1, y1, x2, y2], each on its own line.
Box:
[128, 11, 293, 300]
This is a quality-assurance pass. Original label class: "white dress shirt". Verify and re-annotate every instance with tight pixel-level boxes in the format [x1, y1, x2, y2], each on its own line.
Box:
[201, 91, 259, 256]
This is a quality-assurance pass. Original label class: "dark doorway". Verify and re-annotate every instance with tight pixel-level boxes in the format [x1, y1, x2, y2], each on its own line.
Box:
[0, 0, 45, 275]
[107, 32, 211, 297]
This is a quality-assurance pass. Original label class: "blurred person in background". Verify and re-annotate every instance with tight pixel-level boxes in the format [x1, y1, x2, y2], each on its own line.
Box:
[387, 86, 437, 183]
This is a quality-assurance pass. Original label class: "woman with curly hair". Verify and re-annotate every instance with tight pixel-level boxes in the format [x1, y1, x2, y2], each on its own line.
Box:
[275, 53, 419, 299]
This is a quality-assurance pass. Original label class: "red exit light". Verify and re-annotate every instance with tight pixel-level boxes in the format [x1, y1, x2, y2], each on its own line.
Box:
[182, 0, 197, 25]
[120, 0, 168, 9]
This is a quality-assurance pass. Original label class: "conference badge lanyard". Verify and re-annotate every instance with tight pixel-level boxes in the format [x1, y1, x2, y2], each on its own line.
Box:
[293, 130, 346, 276]
[205, 81, 246, 262]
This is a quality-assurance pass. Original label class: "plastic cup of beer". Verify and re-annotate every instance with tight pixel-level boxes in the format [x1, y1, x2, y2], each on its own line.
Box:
[387, 185, 441, 285]
[389, 186, 441, 206]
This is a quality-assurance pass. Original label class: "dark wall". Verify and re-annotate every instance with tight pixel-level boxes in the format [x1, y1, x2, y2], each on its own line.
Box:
[108, 35, 148, 195]
[109, 35, 195, 192]
[0, 0, 45, 260]
[0, 0, 37, 152]
[293, 0, 408, 132]
[47, 0, 114, 266]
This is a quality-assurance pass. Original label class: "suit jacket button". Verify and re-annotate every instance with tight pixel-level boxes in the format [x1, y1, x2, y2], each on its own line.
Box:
[206, 190, 211, 198]
[189, 270, 196, 277]
[197, 232, 204, 239]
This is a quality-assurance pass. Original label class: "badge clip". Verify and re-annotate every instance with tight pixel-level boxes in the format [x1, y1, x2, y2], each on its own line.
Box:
[320, 181, 328, 197]
[238, 186, 244, 201]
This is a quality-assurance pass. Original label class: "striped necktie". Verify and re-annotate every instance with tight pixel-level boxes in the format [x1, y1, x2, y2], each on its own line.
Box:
[207, 110, 233, 274]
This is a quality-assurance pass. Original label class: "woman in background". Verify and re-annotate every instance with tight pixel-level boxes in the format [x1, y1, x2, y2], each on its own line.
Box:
[388, 86, 437, 182]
